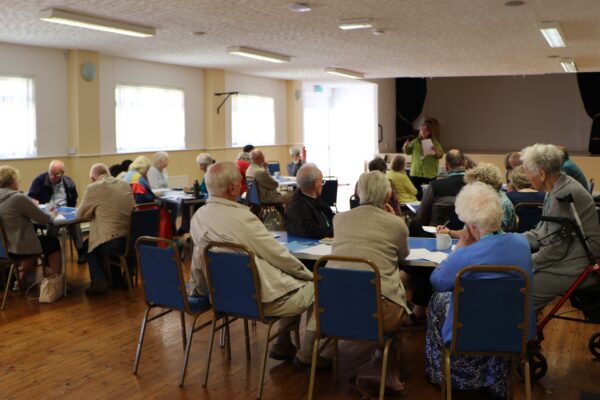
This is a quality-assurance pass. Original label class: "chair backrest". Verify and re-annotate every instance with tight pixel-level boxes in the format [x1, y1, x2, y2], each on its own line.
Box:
[313, 256, 384, 344]
[320, 177, 338, 208]
[204, 242, 264, 321]
[135, 236, 190, 312]
[451, 265, 530, 355]
[246, 179, 261, 206]
[0, 221, 10, 261]
[514, 202, 543, 233]
[349, 194, 360, 209]
[125, 203, 161, 255]
[267, 161, 280, 175]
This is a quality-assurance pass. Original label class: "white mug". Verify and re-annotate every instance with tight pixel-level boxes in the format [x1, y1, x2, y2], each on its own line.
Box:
[436, 233, 452, 251]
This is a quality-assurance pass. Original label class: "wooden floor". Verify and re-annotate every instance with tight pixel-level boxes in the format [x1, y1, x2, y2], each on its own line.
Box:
[1, 248, 600, 400]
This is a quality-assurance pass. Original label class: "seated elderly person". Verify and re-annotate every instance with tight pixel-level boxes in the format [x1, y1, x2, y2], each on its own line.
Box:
[28, 159, 87, 264]
[125, 156, 157, 204]
[189, 161, 327, 368]
[504, 151, 523, 191]
[426, 182, 535, 399]
[195, 153, 215, 194]
[286, 147, 304, 177]
[330, 171, 410, 392]
[521, 144, 600, 311]
[247, 149, 291, 204]
[286, 163, 334, 239]
[354, 157, 400, 214]
[236, 151, 251, 193]
[147, 151, 169, 189]
[0, 165, 62, 286]
[507, 165, 546, 205]
[387, 155, 418, 203]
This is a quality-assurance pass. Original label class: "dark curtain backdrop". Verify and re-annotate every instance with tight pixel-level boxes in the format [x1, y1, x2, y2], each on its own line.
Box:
[395, 78, 427, 152]
[576, 72, 600, 154]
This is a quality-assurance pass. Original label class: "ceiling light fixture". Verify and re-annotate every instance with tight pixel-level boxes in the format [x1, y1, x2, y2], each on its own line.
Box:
[227, 46, 291, 63]
[539, 21, 566, 48]
[325, 67, 364, 79]
[288, 3, 312, 13]
[560, 57, 577, 72]
[39, 8, 155, 37]
[338, 18, 373, 30]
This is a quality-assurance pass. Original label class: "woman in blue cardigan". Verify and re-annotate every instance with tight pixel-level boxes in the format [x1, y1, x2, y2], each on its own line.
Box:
[426, 182, 535, 399]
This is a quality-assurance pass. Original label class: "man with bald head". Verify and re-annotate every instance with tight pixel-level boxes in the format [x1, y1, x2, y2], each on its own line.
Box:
[28, 160, 88, 263]
[76, 163, 135, 295]
[190, 161, 328, 368]
[246, 149, 291, 204]
[416, 149, 467, 227]
[286, 163, 334, 239]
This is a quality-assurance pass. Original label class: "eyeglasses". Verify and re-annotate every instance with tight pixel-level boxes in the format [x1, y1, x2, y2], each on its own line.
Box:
[50, 172, 63, 178]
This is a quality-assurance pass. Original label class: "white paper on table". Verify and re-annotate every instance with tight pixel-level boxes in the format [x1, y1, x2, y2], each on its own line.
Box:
[422, 226, 437, 234]
[53, 214, 66, 221]
[298, 244, 332, 256]
[421, 138, 436, 156]
[424, 251, 449, 264]
[406, 248, 432, 260]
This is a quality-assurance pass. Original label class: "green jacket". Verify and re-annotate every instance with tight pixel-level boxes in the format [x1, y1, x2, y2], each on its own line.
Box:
[405, 138, 443, 179]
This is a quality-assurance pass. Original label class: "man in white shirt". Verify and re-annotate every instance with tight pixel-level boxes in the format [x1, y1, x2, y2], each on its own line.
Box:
[189, 161, 328, 368]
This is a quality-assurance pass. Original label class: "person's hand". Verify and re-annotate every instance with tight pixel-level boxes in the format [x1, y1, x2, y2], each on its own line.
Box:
[384, 202, 396, 215]
[403, 139, 411, 150]
[436, 226, 450, 235]
[456, 227, 475, 249]
[435, 148, 443, 159]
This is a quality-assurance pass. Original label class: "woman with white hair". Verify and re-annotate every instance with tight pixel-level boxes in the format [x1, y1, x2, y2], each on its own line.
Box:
[195, 153, 215, 194]
[521, 143, 600, 311]
[147, 151, 169, 189]
[426, 182, 534, 399]
[125, 156, 157, 204]
[329, 170, 409, 393]
[286, 147, 303, 176]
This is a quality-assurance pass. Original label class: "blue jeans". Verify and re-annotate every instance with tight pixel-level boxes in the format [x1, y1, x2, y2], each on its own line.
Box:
[87, 237, 127, 284]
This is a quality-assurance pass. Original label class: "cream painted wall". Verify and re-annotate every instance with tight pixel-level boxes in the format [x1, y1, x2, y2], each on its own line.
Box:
[0, 42, 68, 157]
[368, 78, 396, 153]
[421, 74, 592, 152]
[99, 55, 204, 153]
[224, 72, 287, 145]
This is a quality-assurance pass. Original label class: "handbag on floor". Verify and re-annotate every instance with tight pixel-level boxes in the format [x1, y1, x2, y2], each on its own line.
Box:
[26, 274, 64, 303]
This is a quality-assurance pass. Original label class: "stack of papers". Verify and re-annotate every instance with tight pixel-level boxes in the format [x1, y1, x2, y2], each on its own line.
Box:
[295, 244, 331, 256]
[406, 248, 449, 263]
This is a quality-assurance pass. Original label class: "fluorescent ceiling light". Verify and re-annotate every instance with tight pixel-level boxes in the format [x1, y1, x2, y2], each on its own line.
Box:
[40, 8, 154, 37]
[338, 18, 373, 30]
[288, 3, 312, 13]
[560, 57, 577, 73]
[227, 46, 290, 63]
[539, 21, 566, 48]
[325, 67, 364, 79]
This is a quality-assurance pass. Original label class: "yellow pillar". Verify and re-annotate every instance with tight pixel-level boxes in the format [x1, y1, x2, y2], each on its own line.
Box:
[203, 69, 226, 148]
[67, 50, 100, 155]
[286, 80, 303, 144]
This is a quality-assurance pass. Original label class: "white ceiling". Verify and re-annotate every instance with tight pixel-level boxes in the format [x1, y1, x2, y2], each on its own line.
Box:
[1, 0, 600, 80]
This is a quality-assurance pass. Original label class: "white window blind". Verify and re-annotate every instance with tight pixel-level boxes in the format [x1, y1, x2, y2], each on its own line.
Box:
[231, 94, 275, 146]
[115, 84, 185, 153]
[0, 76, 36, 158]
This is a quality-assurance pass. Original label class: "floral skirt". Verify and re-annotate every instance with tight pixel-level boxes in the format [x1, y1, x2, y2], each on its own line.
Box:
[425, 291, 510, 398]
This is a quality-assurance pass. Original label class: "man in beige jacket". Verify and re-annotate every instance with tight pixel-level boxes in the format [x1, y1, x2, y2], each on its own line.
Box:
[190, 161, 326, 367]
[77, 163, 135, 295]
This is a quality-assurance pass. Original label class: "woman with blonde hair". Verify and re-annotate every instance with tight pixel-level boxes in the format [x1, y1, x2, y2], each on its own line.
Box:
[387, 155, 417, 203]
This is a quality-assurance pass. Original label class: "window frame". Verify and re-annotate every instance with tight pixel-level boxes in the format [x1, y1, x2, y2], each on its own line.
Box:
[0, 74, 37, 159]
[230, 93, 276, 147]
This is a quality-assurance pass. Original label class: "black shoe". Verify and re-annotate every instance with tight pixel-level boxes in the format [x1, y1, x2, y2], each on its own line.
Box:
[77, 254, 87, 265]
[268, 342, 297, 361]
[85, 280, 109, 295]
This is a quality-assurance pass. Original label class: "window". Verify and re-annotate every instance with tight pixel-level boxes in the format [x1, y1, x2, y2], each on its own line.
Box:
[115, 84, 185, 153]
[231, 94, 275, 146]
[0, 76, 36, 158]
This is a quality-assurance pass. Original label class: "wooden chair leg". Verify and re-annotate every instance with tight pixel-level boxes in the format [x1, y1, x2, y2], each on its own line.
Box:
[1, 263, 15, 311]
[202, 317, 219, 387]
[523, 356, 532, 400]
[132, 306, 152, 374]
[442, 347, 452, 400]
[379, 339, 392, 400]
[179, 313, 200, 387]
[224, 316, 232, 361]
[244, 319, 251, 360]
[307, 336, 321, 400]
[257, 320, 276, 400]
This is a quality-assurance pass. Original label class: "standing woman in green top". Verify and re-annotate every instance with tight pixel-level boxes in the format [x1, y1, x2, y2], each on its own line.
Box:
[403, 119, 444, 197]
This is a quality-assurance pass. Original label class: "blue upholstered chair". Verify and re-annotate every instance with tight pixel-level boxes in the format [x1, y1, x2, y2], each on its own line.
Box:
[267, 161, 280, 176]
[133, 236, 212, 386]
[514, 202, 543, 233]
[442, 265, 532, 400]
[107, 203, 160, 299]
[246, 179, 284, 227]
[203, 241, 300, 400]
[308, 256, 393, 400]
[320, 176, 338, 212]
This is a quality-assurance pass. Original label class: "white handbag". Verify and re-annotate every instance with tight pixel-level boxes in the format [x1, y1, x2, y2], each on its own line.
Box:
[26, 274, 64, 303]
